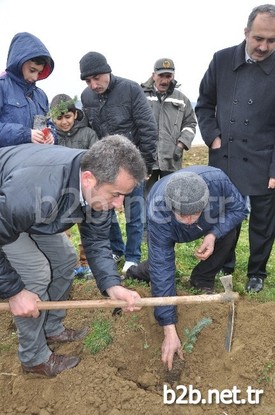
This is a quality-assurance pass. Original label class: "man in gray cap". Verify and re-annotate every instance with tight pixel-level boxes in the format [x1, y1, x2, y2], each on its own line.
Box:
[141, 58, 196, 197]
[126, 165, 248, 370]
[79, 51, 158, 275]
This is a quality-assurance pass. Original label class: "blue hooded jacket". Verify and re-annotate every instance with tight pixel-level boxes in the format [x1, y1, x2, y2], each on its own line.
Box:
[146, 165, 248, 326]
[0, 32, 54, 146]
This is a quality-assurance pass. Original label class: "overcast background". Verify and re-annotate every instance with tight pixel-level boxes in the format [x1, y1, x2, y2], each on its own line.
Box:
[0, 0, 262, 143]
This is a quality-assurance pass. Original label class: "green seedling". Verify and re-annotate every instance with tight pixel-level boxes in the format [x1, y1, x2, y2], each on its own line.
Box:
[48, 95, 78, 119]
[182, 317, 212, 354]
[127, 315, 150, 349]
[257, 361, 275, 384]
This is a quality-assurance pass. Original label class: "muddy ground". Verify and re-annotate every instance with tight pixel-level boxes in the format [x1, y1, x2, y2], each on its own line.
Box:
[1, 280, 275, 415]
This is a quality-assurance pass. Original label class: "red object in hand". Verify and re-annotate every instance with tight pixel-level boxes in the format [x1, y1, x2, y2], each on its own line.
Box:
[42, 127, 51, 142]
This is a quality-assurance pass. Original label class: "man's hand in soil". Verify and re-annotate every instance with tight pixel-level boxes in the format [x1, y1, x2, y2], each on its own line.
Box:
[162, 324, 184, 370]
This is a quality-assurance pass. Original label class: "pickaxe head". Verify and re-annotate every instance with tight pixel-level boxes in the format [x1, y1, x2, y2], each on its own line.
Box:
[220, 274, 235, 353]
[219, 274, 233, 293]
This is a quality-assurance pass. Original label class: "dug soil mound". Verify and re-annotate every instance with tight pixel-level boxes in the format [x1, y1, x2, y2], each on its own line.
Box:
[1, 280, 275, 415]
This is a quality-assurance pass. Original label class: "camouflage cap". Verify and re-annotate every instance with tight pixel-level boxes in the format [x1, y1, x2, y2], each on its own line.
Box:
[154, 58, 175, 74]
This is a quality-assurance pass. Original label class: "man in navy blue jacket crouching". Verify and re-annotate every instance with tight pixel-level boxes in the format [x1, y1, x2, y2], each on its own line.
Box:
[126, 165, 248, 370]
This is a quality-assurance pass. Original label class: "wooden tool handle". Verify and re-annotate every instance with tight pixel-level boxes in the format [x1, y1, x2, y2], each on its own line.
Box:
[0, 292, 239, 311]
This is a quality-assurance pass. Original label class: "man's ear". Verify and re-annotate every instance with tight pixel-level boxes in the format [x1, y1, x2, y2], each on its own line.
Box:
[81, 171, 96, 188]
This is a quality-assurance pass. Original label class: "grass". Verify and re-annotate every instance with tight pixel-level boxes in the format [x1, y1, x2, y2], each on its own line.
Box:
[84, 317, 113, 354]
[257, 361, 275, 384]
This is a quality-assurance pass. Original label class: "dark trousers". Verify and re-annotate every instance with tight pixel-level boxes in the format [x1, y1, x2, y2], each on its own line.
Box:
[222, 193, 275, 278]
[189, 229, 236, 288]
[220, 224, 242, 273]
[110, 182, 145, 263]
[127, 229, 236, 289]
[247, 193, 275, 278]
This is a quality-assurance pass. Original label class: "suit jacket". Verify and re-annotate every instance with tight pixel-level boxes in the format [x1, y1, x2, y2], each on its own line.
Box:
[196, 40, 275, 196]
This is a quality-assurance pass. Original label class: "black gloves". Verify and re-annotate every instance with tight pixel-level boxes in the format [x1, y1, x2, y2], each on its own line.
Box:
[173, 145, 183, 161]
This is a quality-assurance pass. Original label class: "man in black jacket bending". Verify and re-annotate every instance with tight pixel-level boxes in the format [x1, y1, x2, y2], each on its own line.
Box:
[0, 135, 146, 377]
[79, 51, 157, 275]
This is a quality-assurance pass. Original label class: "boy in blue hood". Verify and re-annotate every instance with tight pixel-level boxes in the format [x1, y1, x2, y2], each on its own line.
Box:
[0, 31, 55, 146]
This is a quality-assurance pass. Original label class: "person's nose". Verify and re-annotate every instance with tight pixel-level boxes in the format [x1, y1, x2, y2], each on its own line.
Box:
[90, 80, 98, 90]
[31, 73, 39, 82]
[185, 216, 195, 225]
[259, 40, 269, 51]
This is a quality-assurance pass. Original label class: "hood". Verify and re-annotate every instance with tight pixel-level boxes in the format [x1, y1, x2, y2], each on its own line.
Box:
[141, 76, 155, 90]
[141, 76, 179, 95]
[6, 32, 54, 80]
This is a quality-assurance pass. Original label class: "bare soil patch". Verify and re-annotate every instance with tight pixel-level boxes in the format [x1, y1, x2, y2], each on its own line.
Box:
[1, 279, 275, 415]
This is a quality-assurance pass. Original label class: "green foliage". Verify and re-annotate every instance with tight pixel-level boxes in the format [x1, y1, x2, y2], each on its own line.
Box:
[182, 317, 212, 354]
[48, 95, 78, 119]
[69, 224, 81, 251]
[84, 318, 113, 355]
[257, 361, 275, 384]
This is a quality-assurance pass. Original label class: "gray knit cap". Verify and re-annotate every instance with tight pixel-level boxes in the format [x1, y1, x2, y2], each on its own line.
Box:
[79, 52, 112, 80]
[165, 172, 209, 215]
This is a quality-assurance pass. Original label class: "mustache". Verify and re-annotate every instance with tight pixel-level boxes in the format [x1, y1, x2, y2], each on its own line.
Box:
[255, 49, 268, 55]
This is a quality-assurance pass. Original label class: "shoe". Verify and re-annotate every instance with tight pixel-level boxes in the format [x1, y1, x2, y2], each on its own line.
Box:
[221, 267, 234, 276]
[46, 327, 89, 344]
[74, 265, 85, 278]
[122, 261, 137, 275]
[200, 287, 215, 295]
[82, 265, 93, 279]
[74, 265, 93, 279]
[246, 276, 264, 293]
[125, 262, 151, 283]
[189, 280, 214, 294]
[113, 254, 123, 264]
[22, 353, 80, 377]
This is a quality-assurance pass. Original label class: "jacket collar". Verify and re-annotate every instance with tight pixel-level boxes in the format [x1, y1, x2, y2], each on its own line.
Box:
[233, 40, 275, 74]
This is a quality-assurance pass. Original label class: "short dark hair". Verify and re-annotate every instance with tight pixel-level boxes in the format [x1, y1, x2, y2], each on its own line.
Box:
[31, 56, 50, 66]
[80, 134, 147, 186]
[247, 4, 275, 29]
